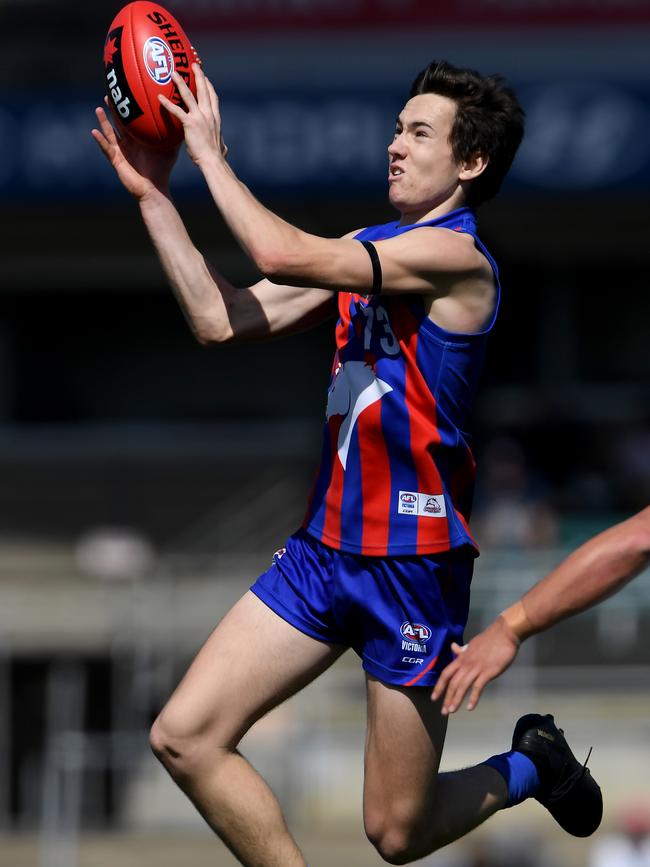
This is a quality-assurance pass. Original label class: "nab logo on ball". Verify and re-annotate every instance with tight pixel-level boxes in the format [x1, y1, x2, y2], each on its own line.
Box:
[143, 36, 174, 85]
[104, 25, 144, 125]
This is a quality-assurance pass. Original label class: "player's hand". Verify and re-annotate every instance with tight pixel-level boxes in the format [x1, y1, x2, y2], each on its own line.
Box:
[431, 616, 520, 714]
[159, 64, 228, 168]
[91, 102, 179, 200]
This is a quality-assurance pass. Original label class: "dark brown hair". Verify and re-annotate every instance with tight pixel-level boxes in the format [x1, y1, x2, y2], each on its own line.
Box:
[409, 60, 525, 206]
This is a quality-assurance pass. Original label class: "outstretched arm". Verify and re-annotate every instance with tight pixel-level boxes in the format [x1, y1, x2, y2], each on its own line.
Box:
[158, 65, 493, 298]
[432, 506, 650, 714]
[91, 106, 334, 343]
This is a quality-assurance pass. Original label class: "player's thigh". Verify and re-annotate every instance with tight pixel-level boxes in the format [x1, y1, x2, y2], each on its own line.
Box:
[155, 590, 346, 749]
[363, 674, 447, 829]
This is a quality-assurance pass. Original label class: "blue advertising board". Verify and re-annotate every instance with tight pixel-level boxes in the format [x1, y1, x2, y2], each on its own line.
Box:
[1, 77, 649, 201]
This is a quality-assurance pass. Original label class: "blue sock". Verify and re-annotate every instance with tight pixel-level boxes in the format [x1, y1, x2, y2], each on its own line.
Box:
[483, 750, 540, 807]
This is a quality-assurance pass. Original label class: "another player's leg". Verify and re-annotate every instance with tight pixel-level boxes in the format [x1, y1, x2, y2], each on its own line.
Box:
[150, 591, 346, 867]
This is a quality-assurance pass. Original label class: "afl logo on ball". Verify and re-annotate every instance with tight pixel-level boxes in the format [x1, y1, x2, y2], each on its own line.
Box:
[400, 622, 432, 642]
[143, 37, 174, 85]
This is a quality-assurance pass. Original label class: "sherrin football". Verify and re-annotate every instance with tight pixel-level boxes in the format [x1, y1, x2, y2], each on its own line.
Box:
[103, 1, 200, 149]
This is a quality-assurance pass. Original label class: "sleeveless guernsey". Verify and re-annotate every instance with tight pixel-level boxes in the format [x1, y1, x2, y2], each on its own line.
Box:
[303, 206, 499, 556]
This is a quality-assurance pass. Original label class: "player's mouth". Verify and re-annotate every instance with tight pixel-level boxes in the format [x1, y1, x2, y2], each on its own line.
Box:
[388, 164, 405, 182]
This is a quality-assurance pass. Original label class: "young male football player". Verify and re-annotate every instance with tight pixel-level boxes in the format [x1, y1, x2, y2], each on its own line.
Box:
[93, 59, 602, 865]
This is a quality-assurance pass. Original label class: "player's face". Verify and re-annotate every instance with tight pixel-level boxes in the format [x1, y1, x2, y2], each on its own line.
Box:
[388, 93, 465, 222]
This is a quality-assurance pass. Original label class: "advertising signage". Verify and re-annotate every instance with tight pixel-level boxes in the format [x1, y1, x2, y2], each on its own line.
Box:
[1, 78, 649, 201]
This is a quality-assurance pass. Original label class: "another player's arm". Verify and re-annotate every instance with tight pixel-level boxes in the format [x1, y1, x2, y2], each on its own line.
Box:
[503, 505, 650, 640]
[433, 506, 650, 713]
[161, 67, 491, 299]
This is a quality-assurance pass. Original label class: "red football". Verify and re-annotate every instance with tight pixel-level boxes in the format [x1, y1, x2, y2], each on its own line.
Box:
[103, 1, 200, 149]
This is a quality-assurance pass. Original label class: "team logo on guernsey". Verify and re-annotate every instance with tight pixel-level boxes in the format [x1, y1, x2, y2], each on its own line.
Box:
[423, 497, 442, 514]
[400, 621, 431, 653]
[271, 547, 286, 565]
[326, 361, 393, 469]
[143, 37, 174, 84]
[398, 491, 447, 518]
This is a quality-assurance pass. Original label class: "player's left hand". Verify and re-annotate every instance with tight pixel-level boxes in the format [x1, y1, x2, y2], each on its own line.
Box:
[92, 100, 180, 200]
[431, 616, 520, 714]
[159, 64, 229, 168]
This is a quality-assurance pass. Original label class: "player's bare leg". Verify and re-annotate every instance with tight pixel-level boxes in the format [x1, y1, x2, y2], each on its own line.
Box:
[150, 591, 346, 867]
[363, 675, 507, 864]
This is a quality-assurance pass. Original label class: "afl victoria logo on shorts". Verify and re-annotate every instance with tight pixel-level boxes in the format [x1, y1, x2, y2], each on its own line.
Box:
[400, 621, 431, 653]
[143, 37, 174, 85]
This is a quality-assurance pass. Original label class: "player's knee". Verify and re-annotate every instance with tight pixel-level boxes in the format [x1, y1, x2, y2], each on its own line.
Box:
[149, 712, 184, 768]
[366, 826, 417, 864]
[149, 708, 212, 781]
[364, 806, 433, 864]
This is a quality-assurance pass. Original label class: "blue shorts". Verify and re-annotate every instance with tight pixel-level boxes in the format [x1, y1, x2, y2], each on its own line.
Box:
[250, 528, 474, 688]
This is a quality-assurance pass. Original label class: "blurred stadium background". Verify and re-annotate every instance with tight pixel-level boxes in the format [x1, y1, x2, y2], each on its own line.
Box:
[2, 0, 650, 865]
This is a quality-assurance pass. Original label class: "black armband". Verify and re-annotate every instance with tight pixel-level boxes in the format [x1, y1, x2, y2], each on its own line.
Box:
[359, 240, 383, 295]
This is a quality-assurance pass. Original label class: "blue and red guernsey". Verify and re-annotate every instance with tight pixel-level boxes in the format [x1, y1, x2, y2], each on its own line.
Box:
[303, 207, 500, 557]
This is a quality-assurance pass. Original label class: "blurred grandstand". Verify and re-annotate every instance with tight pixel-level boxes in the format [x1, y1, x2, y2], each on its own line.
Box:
[1, 1, 649, 865]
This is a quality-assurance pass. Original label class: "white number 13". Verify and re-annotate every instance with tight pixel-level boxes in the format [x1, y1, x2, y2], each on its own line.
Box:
[363, 304, 400, 356]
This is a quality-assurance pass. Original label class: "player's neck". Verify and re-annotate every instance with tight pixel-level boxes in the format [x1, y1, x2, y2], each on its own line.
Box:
[397, 191, 469, 227]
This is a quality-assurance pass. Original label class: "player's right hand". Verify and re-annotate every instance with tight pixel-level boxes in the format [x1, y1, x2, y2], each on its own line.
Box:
[91, 103, 180, 200]
[158, 64, 227, 169]
[431, 615, 521, 714]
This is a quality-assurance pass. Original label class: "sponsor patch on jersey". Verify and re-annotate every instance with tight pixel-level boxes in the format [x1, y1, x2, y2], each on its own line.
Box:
[397, 491, 446, 517]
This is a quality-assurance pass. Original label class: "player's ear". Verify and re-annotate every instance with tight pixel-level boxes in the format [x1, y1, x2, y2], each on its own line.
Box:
[459, 153, 488, 181]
